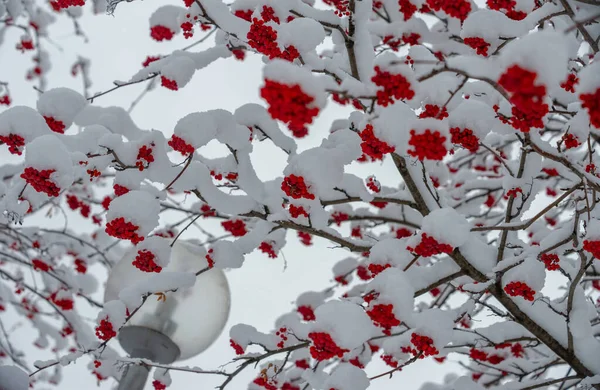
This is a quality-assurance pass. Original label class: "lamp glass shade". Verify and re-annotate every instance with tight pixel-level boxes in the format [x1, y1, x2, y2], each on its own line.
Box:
[104, 241, 231, 360]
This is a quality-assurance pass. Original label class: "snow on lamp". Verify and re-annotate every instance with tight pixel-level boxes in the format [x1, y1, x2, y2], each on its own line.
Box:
[104, 240, 230, 389]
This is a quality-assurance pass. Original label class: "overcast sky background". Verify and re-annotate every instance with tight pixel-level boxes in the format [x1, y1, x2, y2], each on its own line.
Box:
[0, 0, 561, 388]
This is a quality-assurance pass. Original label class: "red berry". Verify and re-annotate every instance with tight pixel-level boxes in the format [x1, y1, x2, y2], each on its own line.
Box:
[95, 317, 116, 341]
[0, 133, 25, 155]
[150, 25, 175, 41]
[21, 167, 60, 197]
[408, 129, 447, 160]
[371, 66, 415, 107]
[133, 250, 162, 273]
[260, 79, 319, 137]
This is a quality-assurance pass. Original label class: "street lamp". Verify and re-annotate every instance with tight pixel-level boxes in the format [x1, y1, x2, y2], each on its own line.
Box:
[104, 240, 231, 389]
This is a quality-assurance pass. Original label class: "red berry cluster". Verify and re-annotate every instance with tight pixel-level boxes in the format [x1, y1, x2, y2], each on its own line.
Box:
[335, 274, 350, 285]
[450, 127, 479, 153]
[367, 304, 401, 334]
[419, 104, 449, 119]
[136, 145, 154, 171]
[21, 167, 60, 197]
[297, 305, 316, 321]
[74, 258, 87, 273]
[247, 19, 299, 62]
[408, 129, 448, 161]
[351, 226, 362, 238]
[49, 0, 84, 10]
[542, 168, 559, 177]
[0, 133, 25, 155]
[297, 231, 312, 245]
[504, 281, 535, 301]
[142, 56, 161, 68]
[426, 0, 471, 21]
[583, 240, 600, 259]
[230, 339, 245, 355]
[281, 174, 315, 199]
[560, 73, 578, 93]
[168, 135, 195, 155]
[101, 196, 112, 210]
[260, 80, 319, 138]
[511, 343, 524, 357]
[381, 354, 399, 368]
[545, 216, 556, 226]
[234, 9, 253, 21]
[348, 357, 364, 368]
[231, 49, 245, 61]
[580, 88, 600, 129]
[289, 204, 310, 219]
[206, 248, 215, 268]
[561, 133, 580, 149]
[469, 348, 487, 361]
[221, 219, 247, 237]
[95, 317, 116, 341]
[275, 326, 288, 348]
[133, 249, 162, 273]
[32, 259, 52, 272]
[181, 21, 194, 39]
[16, 38, 34, 52]
[396, 228, 412, 239]
[368, 263, 391, 277]
[504, 187, 522, 199]
[366, 176, 381, 192]
[253, 377, 277, 390]
[295, 359, 310, 369]
[111, 184, 129, 197]
[398, 0, 418, 20]
[66, 194, 91, 218]
[259, 6, 280, 23]
[0, 95, 10, 106]
[150, 25, 175, 41]
[324, 0, 351, 16]
[161, 76, 178, 91]
[410, 333, 439, 357]
[463, 37, 490, 56]
[200, 204, 216, 217]
[359, 124, 395, 161]
[371, 66, 415, 106]
[60, 326, 74, 337]
[43, 116, 66, 134]
[152, 380, 167, 390]
[428, 287, 441, 297]
[484, 194, 495, 208]
[87, 169, 101, 180]
[498, 65, 548, 132]
[331, 211, 349, 226]
[105, 217, 145, 244]
[407, 233, 454, 257]
[488, 355, 505, 365]
[49, 291, 74, 311]
[259, 241, 277, 258]
[382, 35, 402, 51]
[586, 164, 596, 174]
[375, 197, 393, 206]
[308, 332, 349, 361]
[402, 32, 421, 46]
[487, 0, 527, 20]
[469, 348, 505, 364]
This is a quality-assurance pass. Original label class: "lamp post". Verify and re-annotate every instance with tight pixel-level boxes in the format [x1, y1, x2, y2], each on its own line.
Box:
[104, 241, 231, 390]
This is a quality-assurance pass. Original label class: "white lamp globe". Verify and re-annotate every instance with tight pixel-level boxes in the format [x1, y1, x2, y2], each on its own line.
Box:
[104, 240, 231, 361]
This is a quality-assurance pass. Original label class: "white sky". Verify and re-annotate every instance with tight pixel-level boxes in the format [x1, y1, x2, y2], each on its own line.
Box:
[0, 0, 504, 389]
